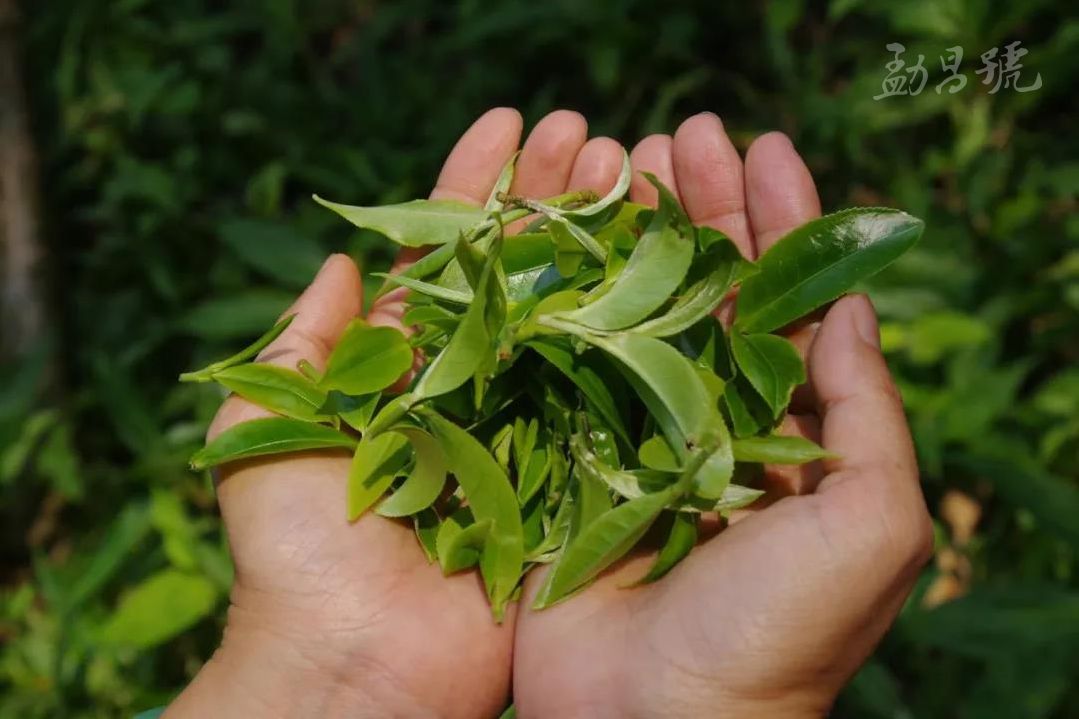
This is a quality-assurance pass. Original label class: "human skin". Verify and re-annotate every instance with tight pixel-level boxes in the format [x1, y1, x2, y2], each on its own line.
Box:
[165, 108, 932, 718]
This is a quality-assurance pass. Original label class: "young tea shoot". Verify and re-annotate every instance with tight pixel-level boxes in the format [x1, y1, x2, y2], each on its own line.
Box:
[182, 152, 923, 620]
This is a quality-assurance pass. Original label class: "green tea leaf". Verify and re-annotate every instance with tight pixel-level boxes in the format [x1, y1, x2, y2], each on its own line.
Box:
[553, 212, 693, 331]
[322, 391, 380, 433]
[212, 363, 328, 421]
[547, 327, 711, 456]
[549, 219, 590, 276]
[376, 428, 448, 517]
[423, 411, 523, 620]
[179, 314, 295, 382]
[730, 331, 805, 419]
[414, 237, 504, 400]
[485, 151, 519, 211]
[629, 239, 752, 337]
[440, 518, 493, 574]
[190, 418, 357, 470]
[372, 273, 474, 305]
[563, 149, 631, 219]
[732, 435, 835, 464]
[526, 337, 631, 444]
[534, 486, 676, 608]
[314, 196, 489, 247]
[321, 320, 413, 395]
[638, 435, 681, 472]
[347, 431, 411, 521]
[735, 208, 924, 333]
[413, 509, 440, 563]
[635, 511, 698, 584]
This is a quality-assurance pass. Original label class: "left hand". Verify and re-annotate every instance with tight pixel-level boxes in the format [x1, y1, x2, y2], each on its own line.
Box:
[165, 108, 629, 719]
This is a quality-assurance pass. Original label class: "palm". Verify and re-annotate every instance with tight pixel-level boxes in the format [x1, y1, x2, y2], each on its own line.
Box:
[513, 115, 931, 718]
[217, 453, 512, 717]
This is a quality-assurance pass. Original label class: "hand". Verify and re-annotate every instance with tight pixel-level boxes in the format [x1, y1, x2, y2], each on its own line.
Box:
[512, 114, 934, 718]
[166, 108, 629, 718]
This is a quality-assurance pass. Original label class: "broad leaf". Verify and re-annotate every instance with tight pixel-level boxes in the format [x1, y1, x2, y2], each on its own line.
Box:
[314, 196, 489, 247]
[526, 338, 631, 444]
[414, 236, 504, 400]
[321, 320, 413, 395]
[735, 208, 924, 333]
[629, 239, 753, 337]
[730, 331, 805, 419]
[440, 518, 493, 574]
[553, 208, 693, 331]
[347, 432, 411, 520]
[190, 418, 356, 470]
[423, 411, 524, 620]
[377, 428, 448, 517]
[212, 364, 327, 421]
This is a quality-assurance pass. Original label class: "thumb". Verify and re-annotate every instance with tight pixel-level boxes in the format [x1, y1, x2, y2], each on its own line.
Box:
[207, 253, 362, 440]
[809, 294, 932, 570]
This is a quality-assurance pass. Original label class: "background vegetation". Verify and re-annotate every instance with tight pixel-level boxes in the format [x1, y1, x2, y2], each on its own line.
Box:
[2, 0, 1076, 716]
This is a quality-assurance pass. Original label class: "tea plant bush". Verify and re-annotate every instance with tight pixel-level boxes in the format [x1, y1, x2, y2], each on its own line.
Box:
[3, 0, 1076, 716]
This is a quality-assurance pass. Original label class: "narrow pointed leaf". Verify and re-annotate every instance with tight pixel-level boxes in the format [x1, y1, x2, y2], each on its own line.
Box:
[533, 486, 677, 608]
[635, 512, 698, 584]
[180, 315, 295, 382]
[732, 435, 836, 464]
[485, 151, 519, 211]
[372, 273, 473, 305]
[190, 418, 355, 470]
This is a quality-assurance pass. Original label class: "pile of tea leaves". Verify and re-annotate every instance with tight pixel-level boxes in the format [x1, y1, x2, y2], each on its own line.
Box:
[181, 154, 923, 620]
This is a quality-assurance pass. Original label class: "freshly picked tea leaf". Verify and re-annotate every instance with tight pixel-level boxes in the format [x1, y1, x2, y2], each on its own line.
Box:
[183, 168, 922, 620]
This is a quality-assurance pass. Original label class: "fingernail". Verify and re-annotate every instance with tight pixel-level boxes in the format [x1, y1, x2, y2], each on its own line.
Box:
[850, 296, 881, 349]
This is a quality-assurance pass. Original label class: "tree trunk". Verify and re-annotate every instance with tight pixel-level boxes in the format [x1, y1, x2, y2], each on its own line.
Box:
[0, 0, 46, 360]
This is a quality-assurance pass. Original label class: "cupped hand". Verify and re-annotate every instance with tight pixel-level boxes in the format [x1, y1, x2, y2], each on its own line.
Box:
[512, 114, 934, 718]
[167, 108, 628, 719]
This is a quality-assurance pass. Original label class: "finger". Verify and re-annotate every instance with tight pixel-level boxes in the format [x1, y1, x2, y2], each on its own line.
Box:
[629, 134, 678, 207]
[744, 131, 821, 255]
[430, 107, 524, 203]
[672, 113, 753, 258]
[371, 108, 523, 329]
[809, 295, 932, 561]
[566, 136, 624, 195]
[509, 109, 588, 199]
[207, 254, 363, 440]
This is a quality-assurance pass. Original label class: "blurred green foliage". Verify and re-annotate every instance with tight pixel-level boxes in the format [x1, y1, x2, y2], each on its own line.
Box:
[2, 0, 1076, 716]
